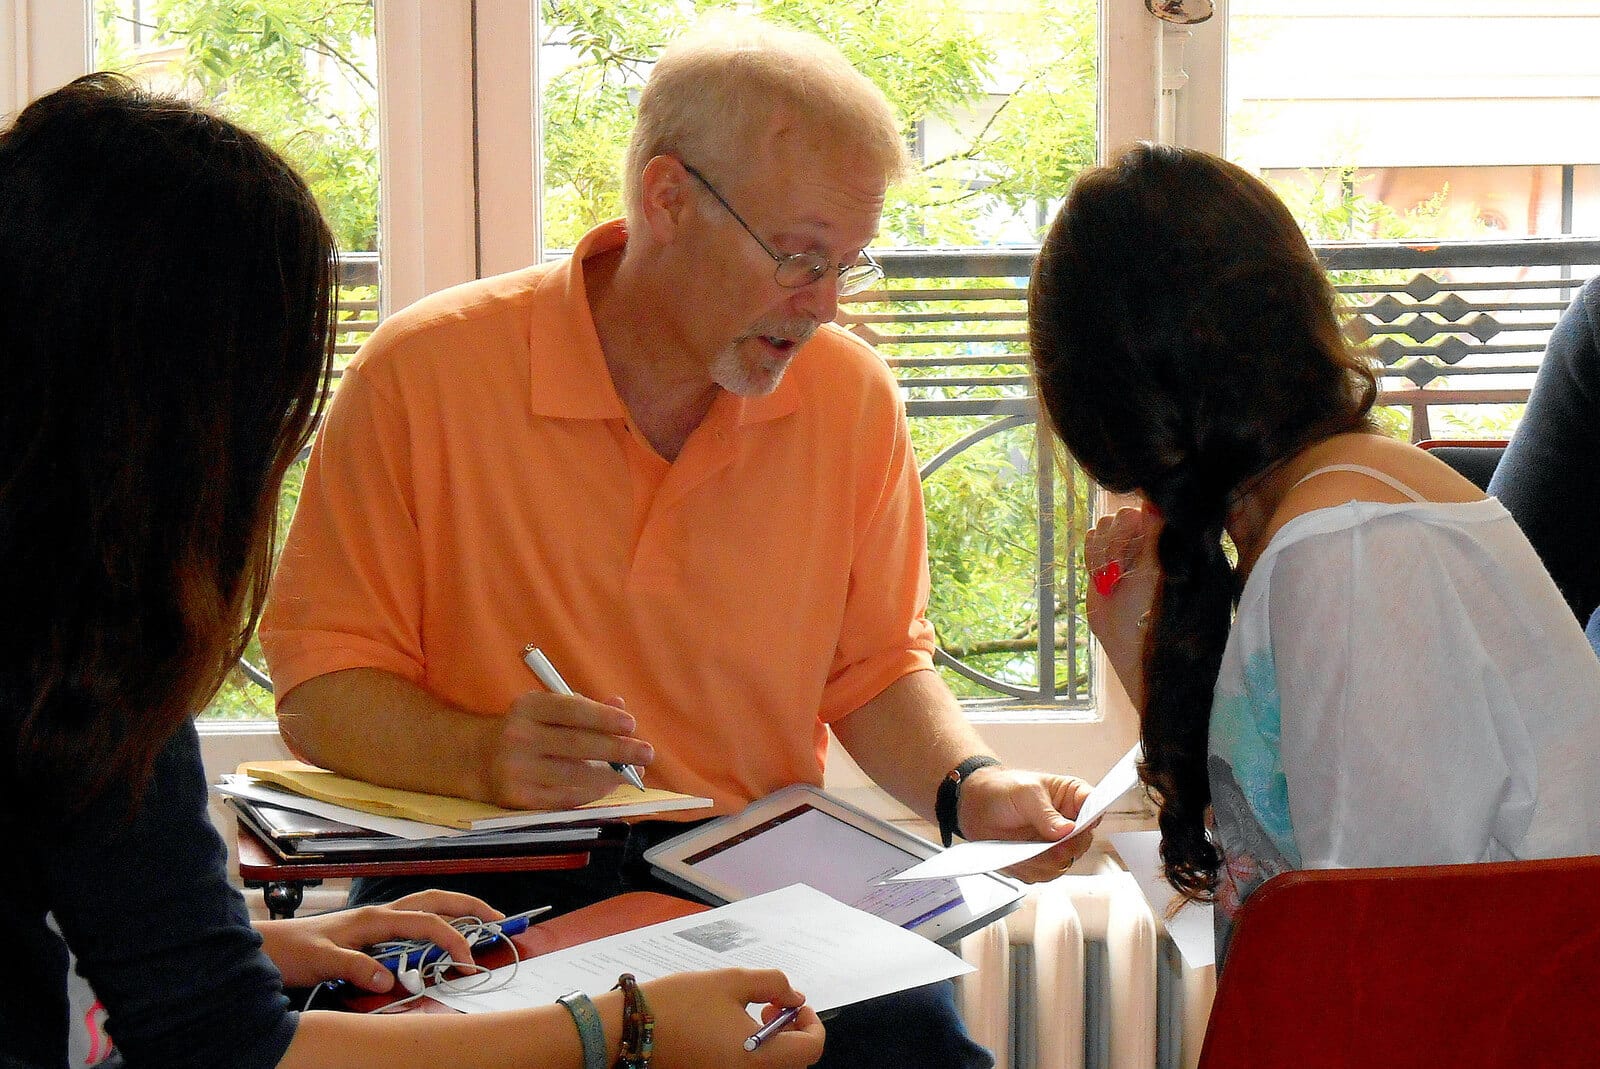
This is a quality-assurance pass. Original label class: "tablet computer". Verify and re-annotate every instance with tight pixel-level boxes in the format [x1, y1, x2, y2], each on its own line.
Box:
[644, 784, 1024, 946]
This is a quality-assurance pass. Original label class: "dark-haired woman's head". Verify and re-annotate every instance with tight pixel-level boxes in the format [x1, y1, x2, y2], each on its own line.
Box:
[1028, 143, 1376, 896]
[0, 73, 335, 810]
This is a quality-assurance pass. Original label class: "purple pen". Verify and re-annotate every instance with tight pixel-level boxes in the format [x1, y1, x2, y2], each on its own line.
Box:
[744, 1005, 802, 1051]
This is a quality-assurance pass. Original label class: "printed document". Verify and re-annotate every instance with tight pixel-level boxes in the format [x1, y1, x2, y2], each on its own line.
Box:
[429, 883, 973, 1015]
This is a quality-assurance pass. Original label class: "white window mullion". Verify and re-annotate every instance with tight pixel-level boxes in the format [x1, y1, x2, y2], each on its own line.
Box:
[1100, 0, 1163, 157]
[1165, 0, 1227, 153]
[3, 0, 91, 120]
[473, 0, 540, 275]
[376, 0, 478, 315]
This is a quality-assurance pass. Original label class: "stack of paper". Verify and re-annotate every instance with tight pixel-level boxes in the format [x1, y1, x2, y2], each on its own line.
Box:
[216, 759, 711, 837]
[222, 793, 608, 861]
[236, 759, 711, 831]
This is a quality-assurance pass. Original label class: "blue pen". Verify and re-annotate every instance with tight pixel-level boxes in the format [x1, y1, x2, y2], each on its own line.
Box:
[372, 906, 552, 973]
[745, 1006, 803, 1051]
[521, 645, 648, 792]
[489, 904, 552, 939]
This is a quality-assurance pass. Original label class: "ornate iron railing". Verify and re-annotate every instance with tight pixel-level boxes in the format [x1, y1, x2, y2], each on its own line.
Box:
[229, 239, 1598, 711]
[838, 237, 1599, 710]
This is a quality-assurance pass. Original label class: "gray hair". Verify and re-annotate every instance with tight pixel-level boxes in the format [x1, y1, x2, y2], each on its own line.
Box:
[622, 14, 910, 232]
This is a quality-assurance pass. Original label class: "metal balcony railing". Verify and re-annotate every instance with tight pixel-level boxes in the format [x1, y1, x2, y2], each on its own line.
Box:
[832, 236, 1599, 708]
[232, 239, 1596, 711]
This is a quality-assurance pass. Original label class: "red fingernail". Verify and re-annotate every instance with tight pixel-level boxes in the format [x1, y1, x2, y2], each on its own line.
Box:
[1091, 560, 1124, 597]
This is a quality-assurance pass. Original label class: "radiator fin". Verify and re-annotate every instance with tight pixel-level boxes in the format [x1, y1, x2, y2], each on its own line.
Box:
[960, 869, 1215, 1069]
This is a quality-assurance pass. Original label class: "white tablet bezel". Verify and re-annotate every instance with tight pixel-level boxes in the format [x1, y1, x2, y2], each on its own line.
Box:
[644, 783, 1024, 946]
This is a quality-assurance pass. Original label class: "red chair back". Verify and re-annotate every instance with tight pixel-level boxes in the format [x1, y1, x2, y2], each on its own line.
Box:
[1198, 855, 1600, 1069]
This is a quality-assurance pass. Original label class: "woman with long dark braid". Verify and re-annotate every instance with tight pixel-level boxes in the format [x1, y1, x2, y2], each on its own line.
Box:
[1028, 143, 1600, 964]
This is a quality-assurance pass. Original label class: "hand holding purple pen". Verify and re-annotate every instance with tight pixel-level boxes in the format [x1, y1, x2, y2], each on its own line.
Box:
[745, 1004, 804, 1051]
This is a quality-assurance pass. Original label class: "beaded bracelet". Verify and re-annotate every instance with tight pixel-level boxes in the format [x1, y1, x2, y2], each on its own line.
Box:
[611, 973, 655, 1069]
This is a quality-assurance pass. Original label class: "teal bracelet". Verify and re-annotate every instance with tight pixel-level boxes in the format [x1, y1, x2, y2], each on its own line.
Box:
[557, 990, 607, 1069]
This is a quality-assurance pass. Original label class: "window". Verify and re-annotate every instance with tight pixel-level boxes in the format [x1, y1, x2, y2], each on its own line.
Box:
[29, 3, 1594, 794]
[1226, 0, 1600, 442]
[94, 0, 382, 719]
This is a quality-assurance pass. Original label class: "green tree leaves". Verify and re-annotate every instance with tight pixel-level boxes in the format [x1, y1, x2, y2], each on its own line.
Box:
[100, 0, 379, 251]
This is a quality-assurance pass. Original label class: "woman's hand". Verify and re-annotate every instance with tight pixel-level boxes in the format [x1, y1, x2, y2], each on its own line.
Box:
[254, 890, 502, 991]
[1084, 503, 1164, 710]
[643, 968, 824, 1069]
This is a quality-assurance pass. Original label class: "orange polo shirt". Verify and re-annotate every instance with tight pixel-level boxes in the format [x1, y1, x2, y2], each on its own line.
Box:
[260, 221, 936, 815]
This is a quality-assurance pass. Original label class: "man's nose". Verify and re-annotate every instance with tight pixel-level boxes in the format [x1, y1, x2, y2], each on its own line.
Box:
[791, 269, 841, 323]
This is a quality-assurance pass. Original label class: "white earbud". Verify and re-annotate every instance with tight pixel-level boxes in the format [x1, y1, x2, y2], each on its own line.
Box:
[397, 967, 425, 995]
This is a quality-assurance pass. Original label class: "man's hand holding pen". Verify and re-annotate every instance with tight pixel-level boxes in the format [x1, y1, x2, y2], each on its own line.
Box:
[480, 686, 655, 811]
[523, 645, 648, 793]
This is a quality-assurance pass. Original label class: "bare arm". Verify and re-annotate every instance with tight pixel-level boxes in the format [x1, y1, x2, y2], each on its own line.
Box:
[278, 968, 824, 1069]
[828, 670, 990, 825]
[1082, 505, 1164, 712]
[830, 670, 1096, 879]
[277, 668, 653, 809]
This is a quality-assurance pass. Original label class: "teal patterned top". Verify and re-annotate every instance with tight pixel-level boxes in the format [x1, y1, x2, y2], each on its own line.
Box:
[1206, 488, 1600, 966]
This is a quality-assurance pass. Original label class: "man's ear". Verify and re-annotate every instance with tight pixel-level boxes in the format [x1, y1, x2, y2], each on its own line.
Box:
[637, 154, 692, 245]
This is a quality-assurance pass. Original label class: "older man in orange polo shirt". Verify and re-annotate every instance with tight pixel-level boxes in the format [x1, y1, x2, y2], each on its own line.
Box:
[262, 17, 1091, 1068]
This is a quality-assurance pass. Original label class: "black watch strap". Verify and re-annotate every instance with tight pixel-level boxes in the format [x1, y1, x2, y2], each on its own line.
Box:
[936, 755, 1002, 848]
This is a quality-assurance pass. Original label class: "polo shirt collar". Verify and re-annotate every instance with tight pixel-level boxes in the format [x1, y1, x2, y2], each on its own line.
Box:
[528, 219, 800, 427]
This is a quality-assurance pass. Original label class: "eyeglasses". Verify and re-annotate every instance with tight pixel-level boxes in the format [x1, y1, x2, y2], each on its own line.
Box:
[682, 163, 884, 296]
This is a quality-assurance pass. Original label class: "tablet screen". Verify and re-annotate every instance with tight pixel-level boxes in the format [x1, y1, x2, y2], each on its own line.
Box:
[682, 802, 965, 930]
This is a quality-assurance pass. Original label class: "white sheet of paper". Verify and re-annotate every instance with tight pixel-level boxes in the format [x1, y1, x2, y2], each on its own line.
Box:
[885, 743, 1145, 883]
[1109, 830, 1215, 970]
[1070, 742, 1142, 836]
[213, 775, 468, 840]
[429, 883, 973, 1016]
[883, 838, 1057, 881]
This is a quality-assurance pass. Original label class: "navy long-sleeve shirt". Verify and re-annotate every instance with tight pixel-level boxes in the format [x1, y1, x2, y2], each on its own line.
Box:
[1, 719, 298, 1068]
[1490, 274, 1600, 651]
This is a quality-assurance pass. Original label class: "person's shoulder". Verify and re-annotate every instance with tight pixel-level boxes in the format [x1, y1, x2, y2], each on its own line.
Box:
[1276, 435, 1480, 520]
[353, 263, 558, 374]
[1250, 434, 1486, 561]
[1577, 274, 1600, 334]
[797, 323, 897, 392]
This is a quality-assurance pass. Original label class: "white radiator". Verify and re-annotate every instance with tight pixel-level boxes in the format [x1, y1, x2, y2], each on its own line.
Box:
[958, 861, 1217, 1069]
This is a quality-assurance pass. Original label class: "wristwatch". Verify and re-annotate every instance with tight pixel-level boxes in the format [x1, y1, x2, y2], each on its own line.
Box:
[936, 755, 1002, 848]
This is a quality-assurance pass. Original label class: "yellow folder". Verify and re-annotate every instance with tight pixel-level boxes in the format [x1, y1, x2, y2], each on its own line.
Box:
[236, 759, 711, 831]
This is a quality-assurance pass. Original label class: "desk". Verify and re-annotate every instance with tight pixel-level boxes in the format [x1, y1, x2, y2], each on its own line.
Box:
[236, 820, 595, 919]
[341, 891, 709, 1014]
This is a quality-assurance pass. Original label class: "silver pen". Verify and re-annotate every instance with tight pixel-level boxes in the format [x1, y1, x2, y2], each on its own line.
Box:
[521, 645, 648, 792]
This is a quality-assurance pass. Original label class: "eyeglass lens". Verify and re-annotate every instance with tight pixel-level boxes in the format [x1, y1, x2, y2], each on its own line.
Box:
[685, 162, 881, 295]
